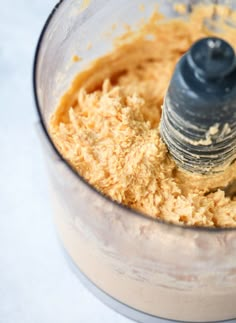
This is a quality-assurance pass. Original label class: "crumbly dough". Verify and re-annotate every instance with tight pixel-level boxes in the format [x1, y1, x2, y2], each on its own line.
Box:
[50, 5, 236, 227]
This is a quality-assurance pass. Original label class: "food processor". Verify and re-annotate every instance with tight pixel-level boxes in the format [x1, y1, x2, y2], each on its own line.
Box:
[33, 0, 236, 322]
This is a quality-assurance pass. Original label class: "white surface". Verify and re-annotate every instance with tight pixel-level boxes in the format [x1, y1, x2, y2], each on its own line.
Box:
[0, 1, 135, 322]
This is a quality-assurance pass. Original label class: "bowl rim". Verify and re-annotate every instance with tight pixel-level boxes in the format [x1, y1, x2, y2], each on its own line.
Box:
[32, 0, 236, 233]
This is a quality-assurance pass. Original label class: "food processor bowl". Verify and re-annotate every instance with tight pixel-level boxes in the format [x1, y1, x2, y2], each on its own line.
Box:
[33, 0, 236, 322]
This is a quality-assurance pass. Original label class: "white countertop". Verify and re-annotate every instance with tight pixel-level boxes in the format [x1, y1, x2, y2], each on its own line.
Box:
[0, 1, 134, 322]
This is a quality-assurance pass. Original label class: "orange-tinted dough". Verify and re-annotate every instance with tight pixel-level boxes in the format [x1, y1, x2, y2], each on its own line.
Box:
[50, 5, 236, 227]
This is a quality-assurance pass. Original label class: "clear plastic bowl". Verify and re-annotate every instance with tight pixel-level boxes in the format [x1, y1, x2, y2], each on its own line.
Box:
[33, 1, 236, 322]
